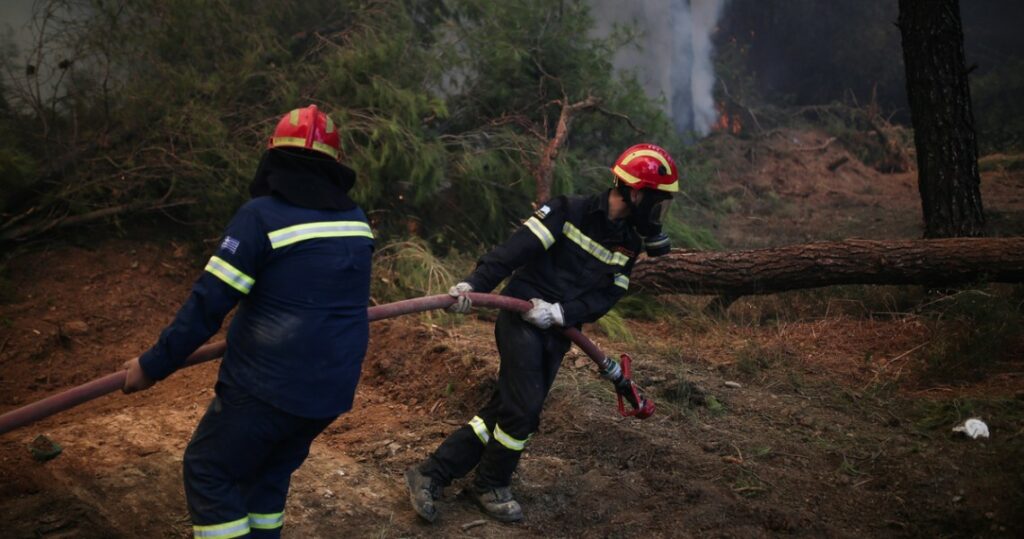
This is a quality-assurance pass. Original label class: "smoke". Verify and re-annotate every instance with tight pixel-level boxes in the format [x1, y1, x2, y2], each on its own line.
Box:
[589, 0, 728, 136]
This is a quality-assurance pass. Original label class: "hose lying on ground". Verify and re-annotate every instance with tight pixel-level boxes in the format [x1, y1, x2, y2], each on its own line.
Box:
[0, 293, 647, 436]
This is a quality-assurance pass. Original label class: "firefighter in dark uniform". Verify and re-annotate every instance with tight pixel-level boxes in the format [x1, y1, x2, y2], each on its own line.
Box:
[406, 143, 680, 523]
[121, 105, 374, 539]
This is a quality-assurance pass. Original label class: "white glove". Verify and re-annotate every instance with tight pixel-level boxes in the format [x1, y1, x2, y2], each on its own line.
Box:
[447, 282, 473, 313]
[521, 298, 564, 329]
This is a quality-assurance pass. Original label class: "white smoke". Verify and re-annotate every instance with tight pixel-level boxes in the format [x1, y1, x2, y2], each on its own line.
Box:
[589, 0, 728, 136]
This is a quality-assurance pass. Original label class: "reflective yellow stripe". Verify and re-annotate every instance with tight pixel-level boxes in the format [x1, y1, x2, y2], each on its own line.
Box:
[269, 136, 340, 159]
[562, 222, 629, 267]
[288, 109, 300, 126]
[614, 273, 629, 290]
[468, 416, 490, 445]
[524, 217, 555, 249]
[493, 424, 527, 451]
[620, 149, 673, 176]
[249, 512, 284, 530]
[193, 517, 250, 539]
[205, 256, 255, 294]
[325, 116, 335, 133]
[612, 164, 679, 192]
[267, 221, 373, 249]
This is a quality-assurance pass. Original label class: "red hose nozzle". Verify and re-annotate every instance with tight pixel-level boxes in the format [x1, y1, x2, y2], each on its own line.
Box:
[614, 354, 655, 420]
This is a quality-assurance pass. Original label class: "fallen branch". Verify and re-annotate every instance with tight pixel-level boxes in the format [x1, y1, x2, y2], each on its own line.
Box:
[632, 238, 1024, 296]
[1, 199, 197, 243]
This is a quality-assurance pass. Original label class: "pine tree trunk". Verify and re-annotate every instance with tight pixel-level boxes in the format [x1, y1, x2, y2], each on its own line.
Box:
[630, 238, 1024, 296]
[898, 0, 985, 237]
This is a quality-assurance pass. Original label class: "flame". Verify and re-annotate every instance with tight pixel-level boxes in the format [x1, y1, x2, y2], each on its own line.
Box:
[712, 101, 742, 135]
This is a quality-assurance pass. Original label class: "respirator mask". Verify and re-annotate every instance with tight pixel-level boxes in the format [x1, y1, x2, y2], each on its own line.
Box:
[620, 185, 673, 257]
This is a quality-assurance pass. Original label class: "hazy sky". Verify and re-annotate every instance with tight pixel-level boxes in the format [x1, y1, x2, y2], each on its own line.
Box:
[0, 0, 34, 57]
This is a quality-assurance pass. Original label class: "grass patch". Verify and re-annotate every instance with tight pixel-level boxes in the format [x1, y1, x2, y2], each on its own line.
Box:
[733, 339, 796, 379]
[978, 153, 1024, 172]
[916, 289, 1024, 384]
[372, 238, 460, 304]
[595, 308, 634, 343]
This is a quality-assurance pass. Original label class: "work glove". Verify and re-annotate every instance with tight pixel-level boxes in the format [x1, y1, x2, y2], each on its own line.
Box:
[521, 298, 564, 329]
[447, 282, 473, 314]
[121, 356, 156, 394]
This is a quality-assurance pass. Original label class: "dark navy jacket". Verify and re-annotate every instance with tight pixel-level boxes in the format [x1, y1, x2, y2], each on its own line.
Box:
[464, 190, 641, 327]
[139, 195, 374, 418]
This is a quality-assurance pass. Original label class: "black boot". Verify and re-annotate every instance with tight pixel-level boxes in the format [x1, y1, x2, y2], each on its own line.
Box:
[466, 485, 523, 522]
[405, 467, 443, 523]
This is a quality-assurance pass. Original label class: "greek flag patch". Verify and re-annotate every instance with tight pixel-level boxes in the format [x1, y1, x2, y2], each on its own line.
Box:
[533, 205, 551, 219]
[220, 236, 240, 254]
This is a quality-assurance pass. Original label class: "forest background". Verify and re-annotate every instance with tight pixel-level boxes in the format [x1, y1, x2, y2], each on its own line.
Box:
[0, 0, 1022, 289]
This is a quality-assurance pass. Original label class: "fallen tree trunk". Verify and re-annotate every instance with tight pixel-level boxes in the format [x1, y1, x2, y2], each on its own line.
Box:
[631, 238, 1024, 296]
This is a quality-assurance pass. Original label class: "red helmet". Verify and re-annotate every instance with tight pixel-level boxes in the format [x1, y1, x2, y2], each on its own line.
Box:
[610, 143, 679, 193]
[268, 104, 341, 160]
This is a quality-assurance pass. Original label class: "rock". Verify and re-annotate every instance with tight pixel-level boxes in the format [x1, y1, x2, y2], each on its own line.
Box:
[28, 435, 63, 462]
[724, 381, 742, 389]
[63, 320, 89, 336]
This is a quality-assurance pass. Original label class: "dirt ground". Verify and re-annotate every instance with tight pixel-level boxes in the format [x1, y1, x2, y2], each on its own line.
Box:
[1, 134, 1023, 538]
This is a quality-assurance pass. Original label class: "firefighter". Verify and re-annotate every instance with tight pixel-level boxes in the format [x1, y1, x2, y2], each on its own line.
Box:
[120, 105, 374, 539]
[405, 143, 678, 523]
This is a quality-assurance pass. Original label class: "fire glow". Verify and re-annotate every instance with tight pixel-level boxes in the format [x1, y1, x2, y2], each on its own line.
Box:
[713, 101, 742, 135]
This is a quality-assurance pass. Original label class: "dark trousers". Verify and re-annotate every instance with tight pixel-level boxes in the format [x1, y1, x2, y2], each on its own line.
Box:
[422, 309, 570, 489]
[183, 383, 335, 539]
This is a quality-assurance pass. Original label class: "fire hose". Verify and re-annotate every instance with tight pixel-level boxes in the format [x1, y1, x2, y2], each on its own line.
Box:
[0, 292, 653, 436]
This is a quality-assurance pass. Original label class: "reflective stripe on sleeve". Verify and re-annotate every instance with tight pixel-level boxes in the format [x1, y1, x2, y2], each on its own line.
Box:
[523, 217, 556, 249]
[267, 221, 374, 249]
[614, 273, 629, 290]
[193, 517, 250, 539]
[249, 512, 284, 530]
[205, 256, 255, 294]
[493, 424, 528, 451]
[562, 222, 629, 266]
[468, 416, 490, 445]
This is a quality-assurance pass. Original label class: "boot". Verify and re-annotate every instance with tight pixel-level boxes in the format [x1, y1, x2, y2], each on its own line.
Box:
[466, 485, 523, 522]
[405, 467, 443, 523]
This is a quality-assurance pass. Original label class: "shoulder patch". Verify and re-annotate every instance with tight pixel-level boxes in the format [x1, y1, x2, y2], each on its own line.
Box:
[533, 205, 551, 219]
[220, 236, 240, 255]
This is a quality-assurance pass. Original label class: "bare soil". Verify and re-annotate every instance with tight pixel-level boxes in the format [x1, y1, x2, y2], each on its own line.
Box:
[1, 134, 1023, 538]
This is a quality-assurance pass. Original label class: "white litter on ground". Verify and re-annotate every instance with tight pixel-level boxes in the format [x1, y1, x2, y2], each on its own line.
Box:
[952, 418, 990, 439]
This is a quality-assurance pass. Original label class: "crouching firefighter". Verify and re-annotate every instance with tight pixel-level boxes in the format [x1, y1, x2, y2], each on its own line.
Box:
[405, 143, 679, 523]
[121, 105, 374, 539]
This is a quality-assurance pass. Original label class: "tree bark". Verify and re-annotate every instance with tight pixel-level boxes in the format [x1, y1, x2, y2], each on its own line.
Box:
[631, 238, 1024, 296]
[898, 0, 985, 237]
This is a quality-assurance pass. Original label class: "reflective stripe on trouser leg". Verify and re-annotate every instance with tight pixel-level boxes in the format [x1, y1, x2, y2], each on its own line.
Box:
[473, 310, 569, 489]
[241, 413, 335, 539]
[193, 517, 250, 539]
[420, 413, 496, 485]
[184, 384, 334, 539]
[468, 416, 491, 445]
[249, 511, 284, 530]
[493, 423, 528, 451]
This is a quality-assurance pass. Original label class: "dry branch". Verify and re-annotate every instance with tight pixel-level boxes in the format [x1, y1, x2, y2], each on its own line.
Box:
[534, 95, 600, 204]
[631, 238, 1024, 296]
